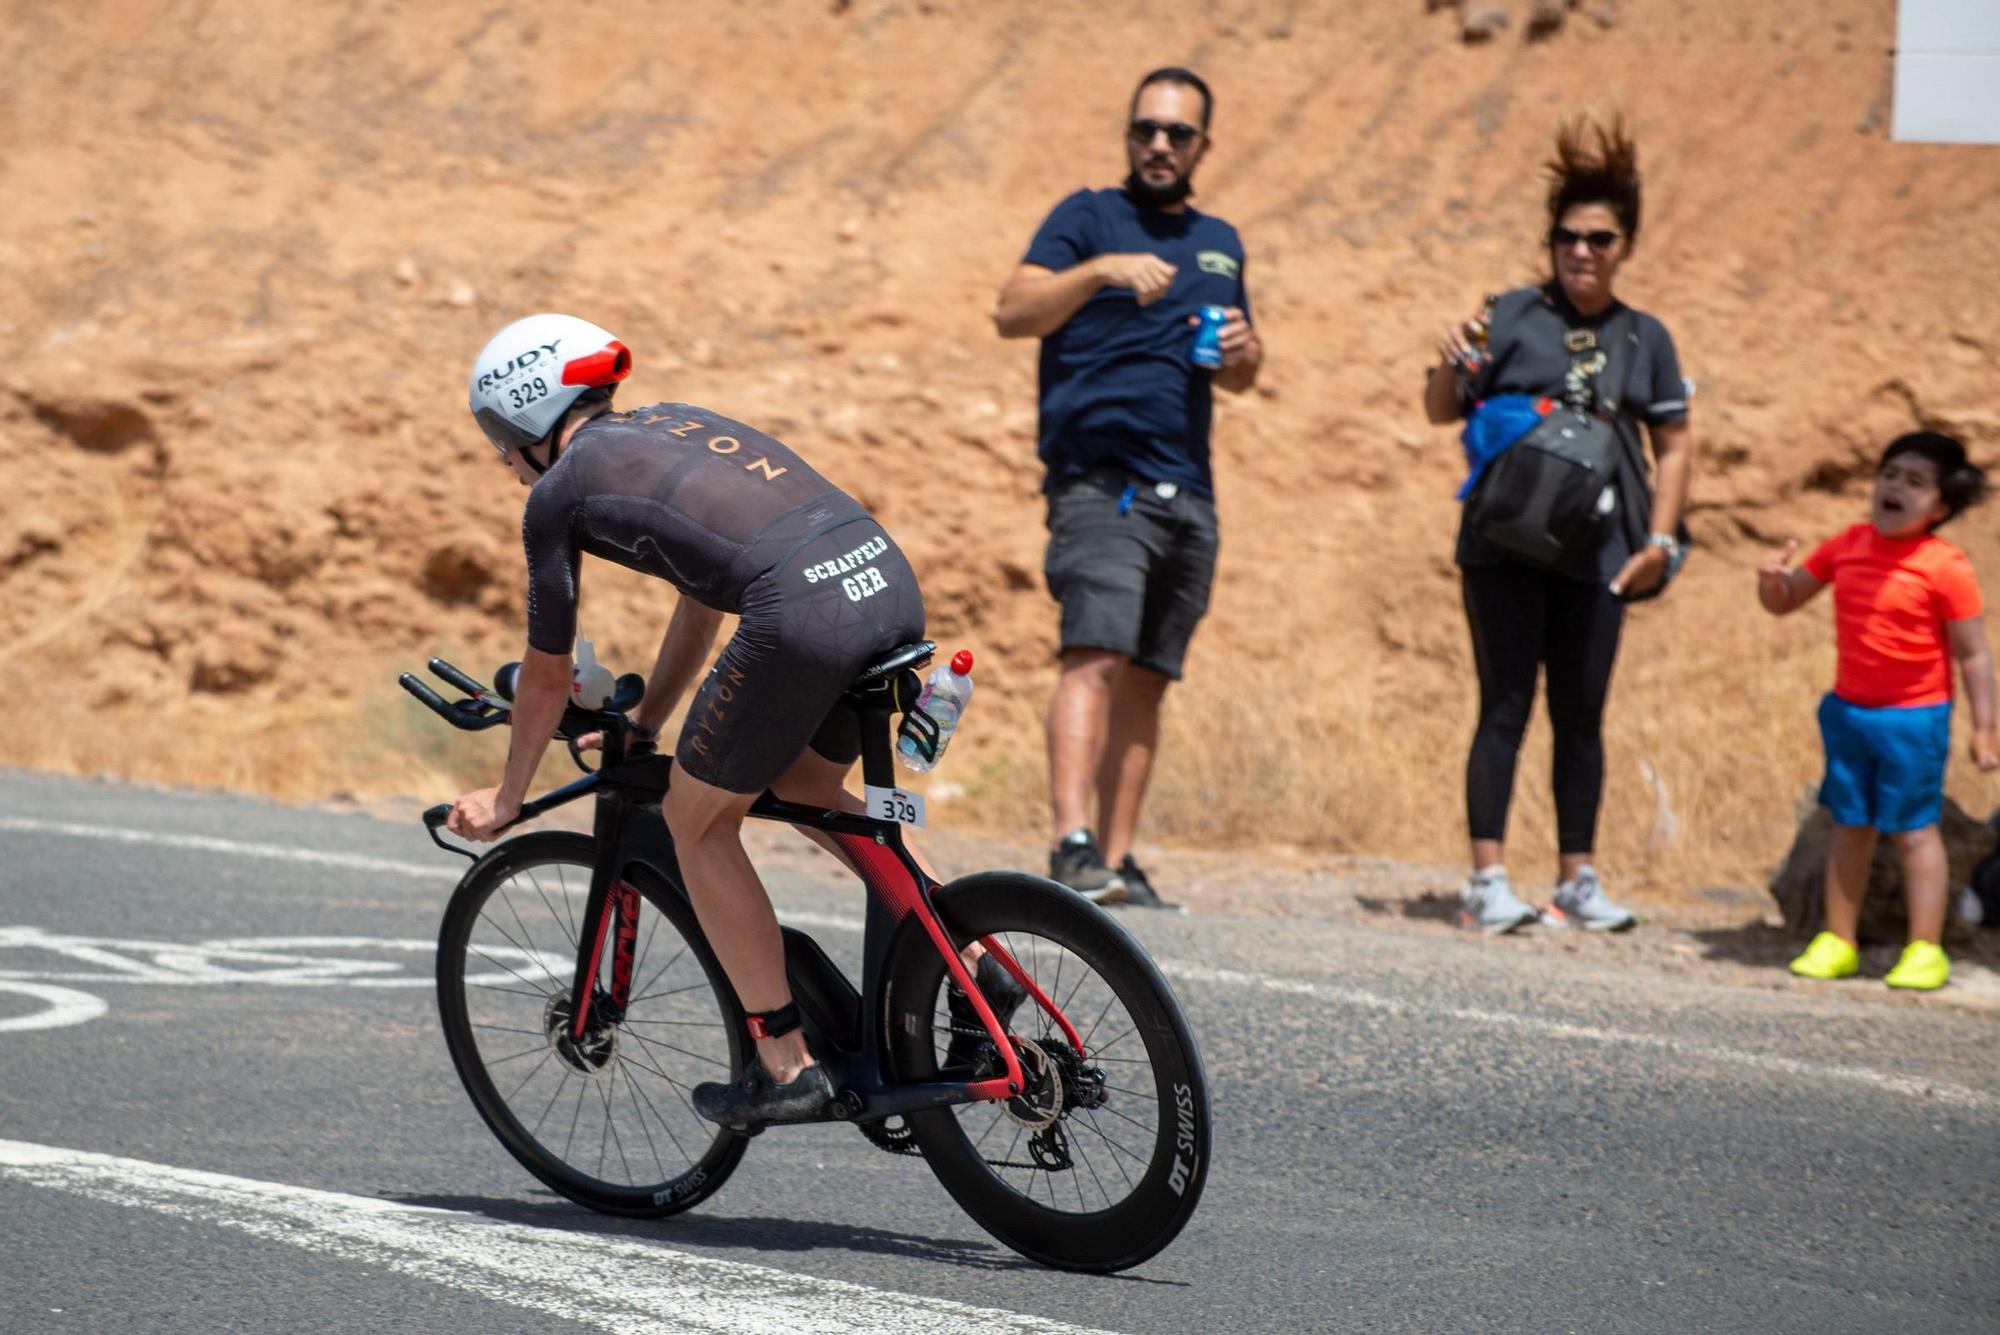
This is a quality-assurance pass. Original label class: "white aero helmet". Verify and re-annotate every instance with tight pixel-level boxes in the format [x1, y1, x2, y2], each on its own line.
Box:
[468, 313, 632, 455]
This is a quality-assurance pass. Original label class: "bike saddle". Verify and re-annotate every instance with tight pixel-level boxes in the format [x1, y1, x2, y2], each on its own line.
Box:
[851, 640, 935, 685]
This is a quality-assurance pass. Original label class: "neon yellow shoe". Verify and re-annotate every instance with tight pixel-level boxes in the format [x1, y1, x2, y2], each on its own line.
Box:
[1789, 931, 1859, 980]
[1884, 940, 1950, 991]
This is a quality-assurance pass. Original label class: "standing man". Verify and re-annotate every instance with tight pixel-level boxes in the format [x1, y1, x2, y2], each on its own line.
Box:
[994, 67, 1263, 907]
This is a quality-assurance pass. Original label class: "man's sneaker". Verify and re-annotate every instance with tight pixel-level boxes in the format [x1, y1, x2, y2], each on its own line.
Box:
[692, 1060, 835, 1130]
[1788, 930, 1859, 980]
[1460, 866, 1538, 933]
[1884, 940, 1950, 991]
[1543, 865, 1638, 932]
[944, 953, 1030, 1074]
[1050, 829, 1127, 903]
[1115, 854, 1184, 912]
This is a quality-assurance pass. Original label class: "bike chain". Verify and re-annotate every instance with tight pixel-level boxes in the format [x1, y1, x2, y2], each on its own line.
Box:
[849, 1021, 1078, 1171]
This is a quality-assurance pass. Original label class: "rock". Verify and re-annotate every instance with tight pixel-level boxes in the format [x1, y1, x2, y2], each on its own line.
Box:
[1767, 798, 1988, 945]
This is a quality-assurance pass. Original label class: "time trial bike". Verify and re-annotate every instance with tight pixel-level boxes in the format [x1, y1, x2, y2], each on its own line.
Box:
[398, 641, 1209, 1273]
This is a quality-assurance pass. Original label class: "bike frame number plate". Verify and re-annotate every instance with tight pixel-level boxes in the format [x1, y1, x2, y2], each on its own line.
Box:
[864, 784, 927, 828]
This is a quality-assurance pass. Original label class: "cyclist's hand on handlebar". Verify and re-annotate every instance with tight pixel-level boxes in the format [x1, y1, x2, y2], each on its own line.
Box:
[446, 786, 519, 842]
[573, 731, 605, 752]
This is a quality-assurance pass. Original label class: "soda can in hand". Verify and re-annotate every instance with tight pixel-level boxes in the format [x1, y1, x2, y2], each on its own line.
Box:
[1191, 304, 1228, 369]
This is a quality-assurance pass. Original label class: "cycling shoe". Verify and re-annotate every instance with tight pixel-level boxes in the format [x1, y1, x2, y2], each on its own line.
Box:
[693, 1059, 835, 1130]
[944, 952, 1029, 1074]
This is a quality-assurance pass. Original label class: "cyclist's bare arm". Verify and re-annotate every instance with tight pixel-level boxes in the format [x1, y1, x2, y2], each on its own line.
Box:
[636, 597, 725, 736]
[448, 647, 570, 839]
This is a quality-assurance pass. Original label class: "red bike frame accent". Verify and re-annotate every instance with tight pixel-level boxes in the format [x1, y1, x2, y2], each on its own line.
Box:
[830, 832, 1089, 1101]
[571, 881, 640, 1039]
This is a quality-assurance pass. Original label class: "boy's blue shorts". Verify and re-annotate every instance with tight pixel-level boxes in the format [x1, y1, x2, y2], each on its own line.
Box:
[1816, 693, 1951, 833]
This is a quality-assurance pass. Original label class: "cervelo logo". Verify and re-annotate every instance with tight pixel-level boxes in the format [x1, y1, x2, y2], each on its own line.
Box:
[476, 339, 562, 393]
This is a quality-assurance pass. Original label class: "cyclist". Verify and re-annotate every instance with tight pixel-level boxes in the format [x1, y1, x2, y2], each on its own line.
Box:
[446, 312, 956, 1127]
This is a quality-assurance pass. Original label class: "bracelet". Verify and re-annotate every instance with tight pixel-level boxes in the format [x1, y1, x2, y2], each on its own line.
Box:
[629, 720, 660, 743]
[1645, 533, 1682, 559]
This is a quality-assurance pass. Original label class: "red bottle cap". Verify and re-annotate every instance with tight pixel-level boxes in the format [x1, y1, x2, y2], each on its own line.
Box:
[950, 650, 974, 675]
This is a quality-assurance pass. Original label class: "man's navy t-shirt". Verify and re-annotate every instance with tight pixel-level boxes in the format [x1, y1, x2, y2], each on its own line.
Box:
[1023, 187, 1250, 500]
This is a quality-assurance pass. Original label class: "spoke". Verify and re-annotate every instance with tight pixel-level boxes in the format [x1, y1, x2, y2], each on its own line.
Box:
[498, 884, 556, 979]
[480, 1043, 554, 1068]
[1087, 1022, 1139, 1058]
[1071, 1125, 1115, 1210]
[618, 1017, 727, 1030]
[470, 1023, 548, 1038]
[630, 943, 693, 1009]
[629, 908, 665, 999]
[626, 976, 713, 1007]
[624, 1027, 732, 1070]
[551, 863, 581, 946]
[467, 936, 563, 998]
[616, 1053, 695, 1170]
[595, 1077, 632, 1184]
[612, 1061, 667, 1185]
[505, 1048, 559, 1104]
[1078, 990, 1121, 1051]
[465, 984, 558, 1001]
[1085, 1054, 1156, 1066]
[564, 1074, 588, 1161]
[615, 1045, 700, 1095]
[523, 865, 580, 952]
[1075, 1111, 1142, 1190]
[530, 1067, 572, 1139]
[1092, 1100, 1160, 1138]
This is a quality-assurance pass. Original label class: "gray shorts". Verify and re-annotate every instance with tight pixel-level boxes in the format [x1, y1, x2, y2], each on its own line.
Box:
[1042, 471, 1219, 681]
[676, 520, 925, 794]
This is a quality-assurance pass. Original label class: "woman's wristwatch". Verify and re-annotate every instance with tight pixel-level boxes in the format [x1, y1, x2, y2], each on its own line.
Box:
[1645, 533, 1682, 559]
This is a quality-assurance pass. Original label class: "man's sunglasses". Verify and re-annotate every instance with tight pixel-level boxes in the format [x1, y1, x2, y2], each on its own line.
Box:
[1128, 118, 1203, 149]
[1549, 226, 1621, 252]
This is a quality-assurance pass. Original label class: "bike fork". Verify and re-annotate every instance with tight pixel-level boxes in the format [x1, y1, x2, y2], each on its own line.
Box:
[568, 799, 638, 1039]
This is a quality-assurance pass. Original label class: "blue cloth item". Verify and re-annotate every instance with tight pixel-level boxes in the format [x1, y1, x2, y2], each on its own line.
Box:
[1456, 394, 1551, 500]
[1816, 692, 1952, 833]
[1024, 188, 1250, 501]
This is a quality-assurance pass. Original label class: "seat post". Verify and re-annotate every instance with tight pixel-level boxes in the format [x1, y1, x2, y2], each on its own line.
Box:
[858, 692, 897, 791]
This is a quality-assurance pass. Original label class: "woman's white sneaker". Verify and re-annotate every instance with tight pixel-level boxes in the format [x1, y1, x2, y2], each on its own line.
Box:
[1460, 866, 1539, 934]
[1543, 865, 1637, 931]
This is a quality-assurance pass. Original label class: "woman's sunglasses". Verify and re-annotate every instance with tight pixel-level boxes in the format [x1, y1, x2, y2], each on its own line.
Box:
[1128, 118, 1203, 149]
[1549, 227, 1621, 252]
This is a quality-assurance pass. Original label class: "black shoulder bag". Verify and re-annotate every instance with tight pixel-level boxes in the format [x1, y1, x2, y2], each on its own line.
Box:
[1465, 312, 1636, 575]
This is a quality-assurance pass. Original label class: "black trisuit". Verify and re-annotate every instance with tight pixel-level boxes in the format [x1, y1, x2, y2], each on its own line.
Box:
[520, 403, 926, 793]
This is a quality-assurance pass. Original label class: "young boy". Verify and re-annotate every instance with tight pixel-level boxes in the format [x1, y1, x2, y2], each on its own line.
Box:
[1759, 431, 1998, 991]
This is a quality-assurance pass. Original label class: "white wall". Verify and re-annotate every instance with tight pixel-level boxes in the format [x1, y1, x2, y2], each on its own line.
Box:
[1893, 0, 2000, 143]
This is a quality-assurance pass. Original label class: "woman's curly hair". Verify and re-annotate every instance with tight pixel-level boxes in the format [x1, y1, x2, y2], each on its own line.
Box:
[1545, 111, 1642, 242]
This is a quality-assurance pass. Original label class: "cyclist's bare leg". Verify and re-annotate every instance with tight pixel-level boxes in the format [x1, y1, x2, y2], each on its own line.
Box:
[661, 771, 812, 1081]
[1095, 662, 1170, 867]
[768, 748, 978, 962]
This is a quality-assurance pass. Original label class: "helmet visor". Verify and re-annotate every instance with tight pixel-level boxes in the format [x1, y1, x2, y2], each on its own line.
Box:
[473, 405, 545, 456]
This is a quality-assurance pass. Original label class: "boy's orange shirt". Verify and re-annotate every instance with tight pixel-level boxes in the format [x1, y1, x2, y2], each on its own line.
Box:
[1803, 523, 1984, 708]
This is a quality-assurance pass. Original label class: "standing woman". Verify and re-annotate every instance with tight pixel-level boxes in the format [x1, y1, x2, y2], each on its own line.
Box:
[1423, 113, 1695, 933]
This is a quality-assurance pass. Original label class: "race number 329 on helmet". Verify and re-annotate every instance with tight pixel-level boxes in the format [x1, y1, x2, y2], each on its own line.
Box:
[468, 313, 632, 455]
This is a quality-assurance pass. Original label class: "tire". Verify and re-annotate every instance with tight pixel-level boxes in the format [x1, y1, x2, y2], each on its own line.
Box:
[884, 872, 1210, 1273]
[436, 832, 748, 1216]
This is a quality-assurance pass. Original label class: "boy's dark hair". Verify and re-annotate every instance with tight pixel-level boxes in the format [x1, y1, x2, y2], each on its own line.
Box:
[1545, 111, 1641, 242]
[1880, 430, 1987, 527]
[1131, 67, 1213, 129]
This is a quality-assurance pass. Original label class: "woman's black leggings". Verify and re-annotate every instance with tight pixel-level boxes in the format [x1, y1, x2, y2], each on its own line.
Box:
[1462, 561, 1625, 855]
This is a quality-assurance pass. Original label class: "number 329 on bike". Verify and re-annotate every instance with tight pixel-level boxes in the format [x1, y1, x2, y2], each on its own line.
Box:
[865, 784, 926, 828]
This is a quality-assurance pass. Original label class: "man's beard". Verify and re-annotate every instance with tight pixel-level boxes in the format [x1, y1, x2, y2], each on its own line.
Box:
[1123, 167, 1193, 208]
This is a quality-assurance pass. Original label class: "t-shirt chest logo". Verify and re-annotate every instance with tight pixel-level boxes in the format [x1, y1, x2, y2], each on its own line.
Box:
[1195, 250, 1239, 279]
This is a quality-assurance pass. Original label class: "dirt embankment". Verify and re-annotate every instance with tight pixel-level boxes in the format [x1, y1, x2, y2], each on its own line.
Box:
[3, 1, 1998, 899]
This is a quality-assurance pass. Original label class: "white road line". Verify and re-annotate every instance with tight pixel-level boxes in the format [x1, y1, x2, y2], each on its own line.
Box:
[0, 1138, 1115, 1335]
[0, 815, 460, 881]
[0, 982, 108, 1032]
[1159, 963, 1999, 1114]
[6, 814, 1993, 1114]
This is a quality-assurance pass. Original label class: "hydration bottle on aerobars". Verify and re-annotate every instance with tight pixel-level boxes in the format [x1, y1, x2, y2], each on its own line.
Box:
[1190, 304, 1228, 369]
[570, 638, 615, 709]
[895, 650, 975, 773]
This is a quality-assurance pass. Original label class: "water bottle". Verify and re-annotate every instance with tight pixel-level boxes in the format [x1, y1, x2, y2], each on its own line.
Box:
[896, 650, 975, 772]
[1190, 305, 1227, 369]
[571, 638, 615, 709]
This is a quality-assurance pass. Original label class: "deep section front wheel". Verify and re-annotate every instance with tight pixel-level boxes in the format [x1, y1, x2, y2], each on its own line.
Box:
[435, 832, 747, 1216]
[885, 872, 1210, 1273]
